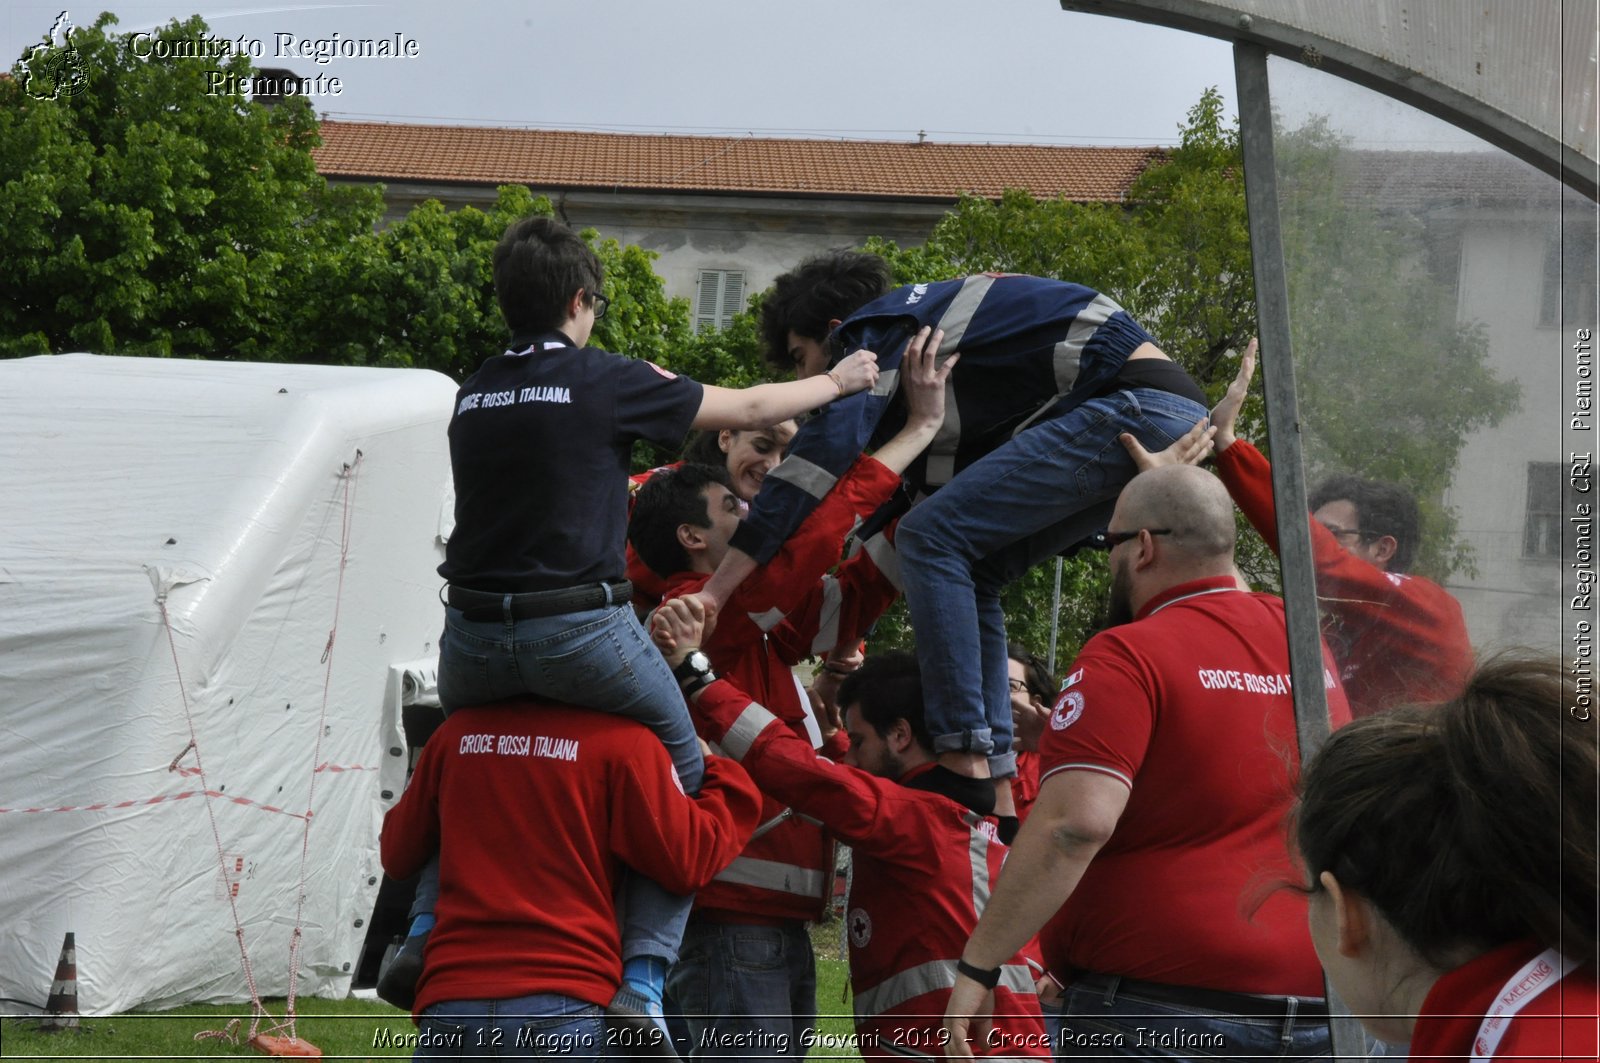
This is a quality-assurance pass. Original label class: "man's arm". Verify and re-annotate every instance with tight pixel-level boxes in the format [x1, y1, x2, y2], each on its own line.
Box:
[704, 455, 904, 654]
[691, 348, 877, 430]
[765, 527, 900, 668]
[943, 769, 1130, 1059]
[379, 744, 442, 881]
[696, 327, 947, 615]
[607, 738, 765, 896]
[653, 597, 923, 855]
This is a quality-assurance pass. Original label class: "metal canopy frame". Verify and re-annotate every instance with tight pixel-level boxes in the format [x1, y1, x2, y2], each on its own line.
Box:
[1063, 0, 1598, 201]
[1234, 41, 1369, 1062]
[1046, 5, 1593, 1055]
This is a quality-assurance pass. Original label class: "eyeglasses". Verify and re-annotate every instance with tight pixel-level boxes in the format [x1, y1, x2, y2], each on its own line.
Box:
[1320, 523, 1378, 543]
[586, 290, 610, 320]
[1089, 528, 1172, 550]
[1007, 678, 1029, 694]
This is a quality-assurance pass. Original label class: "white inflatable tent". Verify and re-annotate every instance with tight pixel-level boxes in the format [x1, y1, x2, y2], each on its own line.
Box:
[0, 354, 457, 1014]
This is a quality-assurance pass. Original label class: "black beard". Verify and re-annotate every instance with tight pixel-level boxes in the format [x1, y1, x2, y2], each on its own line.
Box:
[1107, 561, 1134, 627]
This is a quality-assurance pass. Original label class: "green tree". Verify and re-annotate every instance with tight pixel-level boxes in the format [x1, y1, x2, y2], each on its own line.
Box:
[0, 12, 727, 389]
[291, 186, 546, 376]
[1273, 116, 1515, 577]
[0, 13, 380, 358]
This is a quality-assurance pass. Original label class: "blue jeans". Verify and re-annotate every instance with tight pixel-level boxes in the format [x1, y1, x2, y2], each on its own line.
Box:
[415, 995, 605, 1060]
[896, 388, 1206, 776]
[665, 921, 816, 1060]
[1055, 977, 1332, 1061]
[412, 598, 704, 964]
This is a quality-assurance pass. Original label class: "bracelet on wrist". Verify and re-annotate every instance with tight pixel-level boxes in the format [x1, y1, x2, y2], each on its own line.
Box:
[826, 370, 845, 395]
[822, 662, 856, 676]
[955, 958, 1001, 989]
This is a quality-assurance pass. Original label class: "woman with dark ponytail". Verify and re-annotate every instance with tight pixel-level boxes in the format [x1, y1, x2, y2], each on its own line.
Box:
[1294, 653, 1598, 1059]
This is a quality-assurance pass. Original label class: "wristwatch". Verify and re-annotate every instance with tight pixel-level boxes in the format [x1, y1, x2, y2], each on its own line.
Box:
[672, 650, 716, 695]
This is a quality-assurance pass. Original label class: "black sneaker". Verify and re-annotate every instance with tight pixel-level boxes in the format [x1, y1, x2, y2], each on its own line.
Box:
[375, 930, 428, 1011]
[605, 985, 680, 1059]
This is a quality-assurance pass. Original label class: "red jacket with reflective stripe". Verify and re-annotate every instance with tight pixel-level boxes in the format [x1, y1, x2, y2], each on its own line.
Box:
[694, 681, 1050, 1059]
[1215, 440, 1473, 716]
[380, 703, 762, 1016]
[663, 456, 904, 925]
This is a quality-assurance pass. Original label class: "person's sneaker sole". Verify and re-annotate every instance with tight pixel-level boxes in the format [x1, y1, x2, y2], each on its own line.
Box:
[604, 999, 680, 1059]
[374, 948, 423, 1012]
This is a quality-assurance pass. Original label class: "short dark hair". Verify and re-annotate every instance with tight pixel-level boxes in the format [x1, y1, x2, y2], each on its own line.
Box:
[1007, 642, 1055, 702]
[1295, 653, 1597, 966]
[836, 651, 932, 752]
[627, 463, 732, 578]
[1308, 474, 1421, 572]
[760, 250, 892, 372]
[492, 216, 603, 335]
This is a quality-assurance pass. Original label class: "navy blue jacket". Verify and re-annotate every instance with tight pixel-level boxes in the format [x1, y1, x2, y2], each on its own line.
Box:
[730, 274, 1158, 564]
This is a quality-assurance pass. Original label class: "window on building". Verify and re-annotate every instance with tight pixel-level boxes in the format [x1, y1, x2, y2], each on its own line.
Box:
[1523, 462, 1564, 559]
[695, 269, 746, 333]
[1538, 221, 1598, 328]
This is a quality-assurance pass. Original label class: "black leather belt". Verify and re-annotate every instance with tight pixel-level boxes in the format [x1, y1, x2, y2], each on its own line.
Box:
[447, 580, 632, 622]
[1067, 972, 1329, 1020]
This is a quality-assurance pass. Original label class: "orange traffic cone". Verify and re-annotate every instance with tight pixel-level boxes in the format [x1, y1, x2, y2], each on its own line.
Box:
[39, 932, 79, 1031]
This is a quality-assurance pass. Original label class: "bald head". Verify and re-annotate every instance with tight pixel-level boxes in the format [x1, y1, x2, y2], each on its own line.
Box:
[1115, 466, 1236, 561]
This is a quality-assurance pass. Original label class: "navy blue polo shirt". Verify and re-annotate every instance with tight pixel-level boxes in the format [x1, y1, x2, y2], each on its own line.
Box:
[439, 331, 704, 593]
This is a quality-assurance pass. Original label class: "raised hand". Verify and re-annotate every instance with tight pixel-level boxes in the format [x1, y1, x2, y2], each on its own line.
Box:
[828, 348, 880, 397]
[1210, 337, 1258, 450]
[901, 327, 959, 429]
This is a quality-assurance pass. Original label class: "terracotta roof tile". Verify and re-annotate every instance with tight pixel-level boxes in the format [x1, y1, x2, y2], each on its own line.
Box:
[312, 120, 1162, 202]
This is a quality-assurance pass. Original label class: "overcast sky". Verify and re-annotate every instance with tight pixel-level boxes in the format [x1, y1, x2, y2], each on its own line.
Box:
[5, 0, 1244, 145]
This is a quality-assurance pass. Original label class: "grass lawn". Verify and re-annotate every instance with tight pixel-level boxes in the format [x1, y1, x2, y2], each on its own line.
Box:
[3, 925, 864, 1061]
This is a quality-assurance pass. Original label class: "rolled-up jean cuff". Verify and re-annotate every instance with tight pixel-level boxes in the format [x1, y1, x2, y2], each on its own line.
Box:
[931, 729, 995, 756]
[988, 751, 1017, 778]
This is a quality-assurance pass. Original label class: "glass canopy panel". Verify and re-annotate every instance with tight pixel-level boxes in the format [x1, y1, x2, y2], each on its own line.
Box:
[1260, 55, 1595, 716]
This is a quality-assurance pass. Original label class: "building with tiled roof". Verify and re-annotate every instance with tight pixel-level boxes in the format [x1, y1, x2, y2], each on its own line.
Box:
[312, 120, 1163, 326]
[312, 120, 1161, 202]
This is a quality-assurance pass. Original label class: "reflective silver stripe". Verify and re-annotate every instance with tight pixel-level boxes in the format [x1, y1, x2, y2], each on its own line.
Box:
[748, 807, 794, 842]
[1007, 292, 1124, 439]
[871, 368, 900, 398]
[808, 575, 844, 654]
[924, 276, 993, 482]
[853, 959, 1036, 1020]
[861, 532, 902, 591]
[748, 606, 786, 633]
[1057, 293, 1118, 392]
[934, 275, 996, 349]
[713, 856, 826, 898]
[924, 374, 961, 486]
[791, 670, 825, 748]
[769, 455, 838, 500]
[969, 821, 992, 917]
[720, 702, 780, 761]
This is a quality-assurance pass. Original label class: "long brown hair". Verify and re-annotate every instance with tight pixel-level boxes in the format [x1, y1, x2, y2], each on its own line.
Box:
[1295, 652, 1597, 965]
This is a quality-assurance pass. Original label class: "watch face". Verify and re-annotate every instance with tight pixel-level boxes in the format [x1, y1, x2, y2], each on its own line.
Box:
[688, 651, 711, 673]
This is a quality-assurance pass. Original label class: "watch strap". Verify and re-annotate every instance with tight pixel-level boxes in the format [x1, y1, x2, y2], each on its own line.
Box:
[955, 958, 1001, 989]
